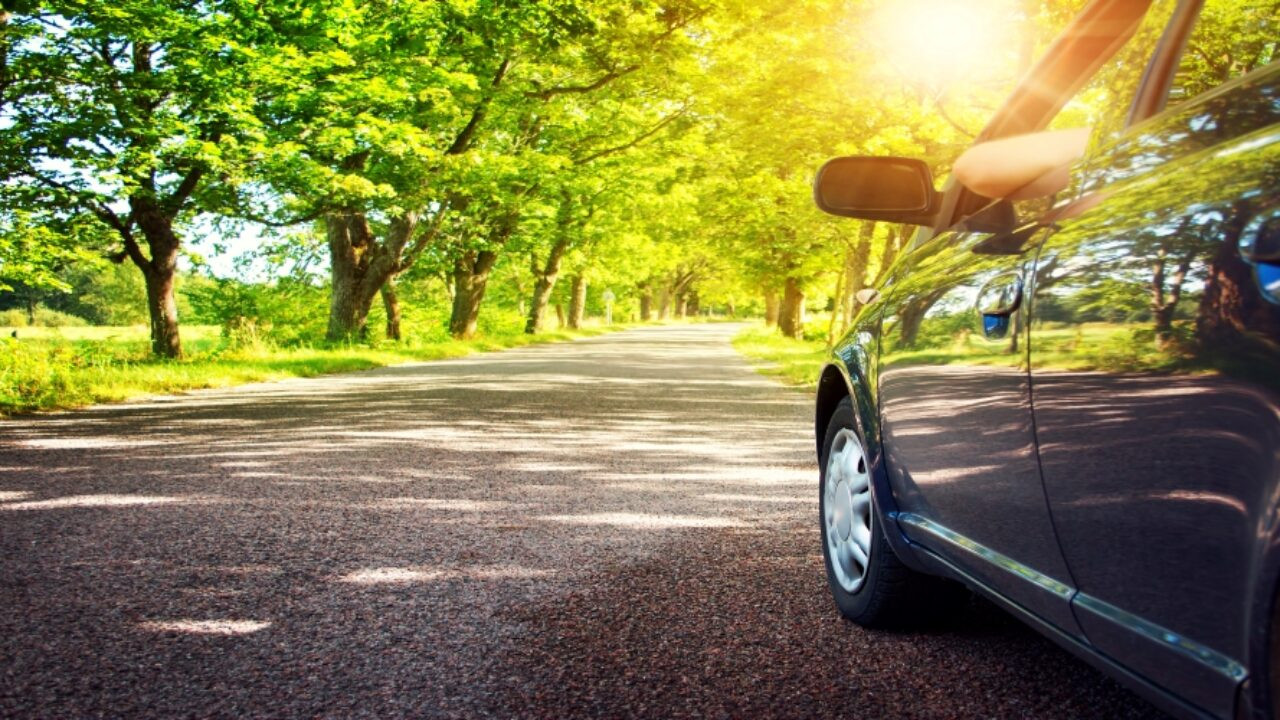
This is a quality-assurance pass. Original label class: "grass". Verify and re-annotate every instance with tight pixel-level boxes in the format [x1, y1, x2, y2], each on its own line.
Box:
[0, 322, 630, 416]
[8, 316, 1205, 416]
[732, 324, 828, 389]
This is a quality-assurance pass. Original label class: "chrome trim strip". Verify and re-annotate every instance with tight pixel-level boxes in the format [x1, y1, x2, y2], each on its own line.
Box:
[1074, 593, 1248, 683]
[896, 512, 1073, 599]
[896, 511, 1248, 685]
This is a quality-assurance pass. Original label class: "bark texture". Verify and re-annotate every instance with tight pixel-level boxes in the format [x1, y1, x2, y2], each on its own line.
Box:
[382, 281, 402, 341]
[763, 290, 780, 327]
[777, 278, 804, 339]
[526, 238, 569, 334]
[450, 250, 499, 339]
[132, 200, 183, 358]
[326, 209, 422, 341]
[568, 275, 587, 330]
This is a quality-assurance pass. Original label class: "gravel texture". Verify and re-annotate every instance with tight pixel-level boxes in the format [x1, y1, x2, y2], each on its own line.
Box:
[0, 324, 1164, 718]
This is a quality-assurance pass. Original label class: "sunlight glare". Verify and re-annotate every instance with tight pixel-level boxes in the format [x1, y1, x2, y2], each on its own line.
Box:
[538, 512, 745, 529]
[0, 494, 189, 510]
[869, 0, 1018, 89]
[138, 619, 271, 635]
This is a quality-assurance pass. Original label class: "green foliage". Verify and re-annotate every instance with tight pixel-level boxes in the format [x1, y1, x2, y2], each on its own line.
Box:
[5, 0, 1252, 404]
[57, 263, 149, 325]
[182, 275, 327, 347]
[0, 305, 90, 328]
[0, 212, 106, 292]
[910, 312, 975, 350]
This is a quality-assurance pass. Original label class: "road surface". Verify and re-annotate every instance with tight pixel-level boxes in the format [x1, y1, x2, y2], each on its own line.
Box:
[0, 324, 1161, 718]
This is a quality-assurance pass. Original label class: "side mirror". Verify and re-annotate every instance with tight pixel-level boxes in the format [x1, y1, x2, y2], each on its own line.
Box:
[814, 156, 939, 226]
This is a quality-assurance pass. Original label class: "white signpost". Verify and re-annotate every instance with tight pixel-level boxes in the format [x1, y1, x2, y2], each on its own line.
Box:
[602, 288, 616, 325]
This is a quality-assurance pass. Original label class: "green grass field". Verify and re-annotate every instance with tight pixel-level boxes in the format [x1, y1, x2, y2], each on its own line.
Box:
[732, 325, 829, 388]
[0, 323, 628, 416]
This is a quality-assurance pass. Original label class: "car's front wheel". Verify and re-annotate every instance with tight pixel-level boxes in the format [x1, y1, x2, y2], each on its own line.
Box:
[820, 396, 967, 628]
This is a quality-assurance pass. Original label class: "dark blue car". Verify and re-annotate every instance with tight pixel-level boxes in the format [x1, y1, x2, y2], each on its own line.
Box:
[812, 1, 1280, 717]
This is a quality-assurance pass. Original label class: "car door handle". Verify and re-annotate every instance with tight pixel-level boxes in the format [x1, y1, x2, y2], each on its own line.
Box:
[1239, 207, 1280, 304]
[976, 273, 1023, 339]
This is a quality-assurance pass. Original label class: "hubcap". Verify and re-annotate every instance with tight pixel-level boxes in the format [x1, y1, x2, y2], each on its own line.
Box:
[824, 428, 873, 593]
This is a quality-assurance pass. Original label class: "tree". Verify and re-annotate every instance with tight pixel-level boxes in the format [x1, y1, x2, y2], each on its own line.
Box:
[3, 1, 271, 356]
[242, 0, 700, 341]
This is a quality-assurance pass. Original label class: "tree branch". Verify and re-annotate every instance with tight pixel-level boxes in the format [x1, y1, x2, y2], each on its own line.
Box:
[525, 64, 640, 101]
[164, 166, 204, 214]
[446, 56, 510, 156]
[574, 106, 688, 165]
[933, 95, 977, 139]
[398, 203, 451, 273]
[230, 204, 327, 228]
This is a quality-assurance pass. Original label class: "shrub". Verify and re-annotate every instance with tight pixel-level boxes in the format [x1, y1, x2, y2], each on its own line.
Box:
[0, 309, 29, 327]
[33, 306, 90, 327]
[0, 306, 91, 327]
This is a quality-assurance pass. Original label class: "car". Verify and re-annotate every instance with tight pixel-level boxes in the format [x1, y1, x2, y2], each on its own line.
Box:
[810, 0, 1280, 718]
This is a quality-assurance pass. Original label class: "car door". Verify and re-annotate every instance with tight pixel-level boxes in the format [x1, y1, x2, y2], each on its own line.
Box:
[1027, 5, 1280, 715]
[878, 222, 1081, 634]
[875, 0, 1190, 639]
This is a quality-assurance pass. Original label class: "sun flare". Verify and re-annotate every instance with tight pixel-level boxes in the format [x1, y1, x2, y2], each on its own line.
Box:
[868, 0, 1021, 90]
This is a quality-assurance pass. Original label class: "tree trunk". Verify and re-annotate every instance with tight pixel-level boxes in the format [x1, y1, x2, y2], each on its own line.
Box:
[132, 203, 183, 358]
[325, 209, 420, 342]
[143, 264, 181, 358]
[1150, 236, 1200, 348]
[898, 288, 947, 347]
[872, 226, 903, 288]
[827, 252, 849, 348]
[764, 289, 780, 327]
[1153, 304, 1177, 344]
[686, 290, 700, 316]
[1197, 205, 1250, 351]
[382, 280, 402, 341]
[777, 278, 804, 338]
[326, 212, 374, 341]
[845, 222, 877, 327]
[450, 249, 499, 339]
[525, 238, 569, 334]
[555, 303, 566, 328]
[639, 290, 653, 321]
[658, 288, 671, 319]
[568, 275, 587, 329]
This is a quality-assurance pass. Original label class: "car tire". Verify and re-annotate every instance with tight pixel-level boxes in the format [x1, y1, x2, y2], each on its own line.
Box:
[820, 396, 967, 628]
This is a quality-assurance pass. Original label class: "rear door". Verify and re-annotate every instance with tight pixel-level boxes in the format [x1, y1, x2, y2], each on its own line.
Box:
[1027, 4, 1280, 714]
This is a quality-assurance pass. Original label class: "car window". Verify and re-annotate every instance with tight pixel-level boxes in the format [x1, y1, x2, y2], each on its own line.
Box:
[1056, 0, 1179, 142]
[1007, 0, 1179, 222]
[1165, 0, 1279, 105]
[938, 1, 1179, 230]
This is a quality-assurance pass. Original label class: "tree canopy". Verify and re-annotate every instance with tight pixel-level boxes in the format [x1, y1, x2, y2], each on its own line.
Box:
[3, 0, 1219, 350]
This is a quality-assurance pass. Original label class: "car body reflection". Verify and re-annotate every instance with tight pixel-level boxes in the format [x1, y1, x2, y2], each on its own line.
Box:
[1026, 63, 1280, 713]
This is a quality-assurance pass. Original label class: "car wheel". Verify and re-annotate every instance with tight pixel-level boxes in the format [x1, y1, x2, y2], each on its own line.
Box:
[820, 396, 967, 628]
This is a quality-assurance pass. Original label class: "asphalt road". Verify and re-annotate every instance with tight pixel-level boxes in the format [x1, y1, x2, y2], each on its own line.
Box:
[0, 324, 1164, 718]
